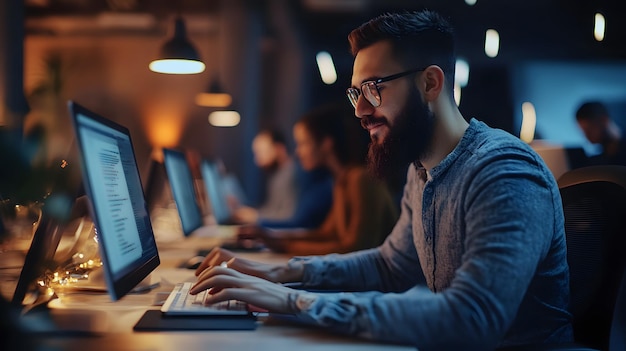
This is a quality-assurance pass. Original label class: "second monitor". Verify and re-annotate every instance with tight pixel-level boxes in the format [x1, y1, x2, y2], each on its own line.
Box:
[162, 148, 204, 236]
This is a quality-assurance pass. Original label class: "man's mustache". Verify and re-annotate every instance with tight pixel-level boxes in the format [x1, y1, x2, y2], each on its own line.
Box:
[360, 116, 388, 130]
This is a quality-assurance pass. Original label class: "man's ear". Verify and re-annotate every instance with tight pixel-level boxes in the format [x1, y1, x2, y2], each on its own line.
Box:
[419, 65, 445, 102]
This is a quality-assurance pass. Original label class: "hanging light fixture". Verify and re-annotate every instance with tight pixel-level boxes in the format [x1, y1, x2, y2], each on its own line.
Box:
[149, 17, 206, 74]
[195, 76, 232, 107]
[200, 77, 239, 127]
[208, 110, 240, 127]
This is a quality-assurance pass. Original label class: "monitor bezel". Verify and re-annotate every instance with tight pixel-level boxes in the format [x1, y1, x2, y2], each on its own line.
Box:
[162, 148, 203, 236]
[200, 160, 233, 225]
[11, 210, 64, 306]
[68, 100, 160, 301]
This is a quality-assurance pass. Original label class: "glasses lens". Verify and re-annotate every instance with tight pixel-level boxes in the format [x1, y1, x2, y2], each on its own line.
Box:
[362, 82, 381, 107]
[346, 88, 360, 108]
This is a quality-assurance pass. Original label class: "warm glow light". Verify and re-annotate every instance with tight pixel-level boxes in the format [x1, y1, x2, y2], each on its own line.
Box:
[316, 51, 337, 85]
[454, 82, 462, 106]
[0, 104, 5, 126]
[148, 119, 182, 146]
[594, 13, 605, 41]
[195, 93, 232, 107]
[465, 0, 477, 5]
[149, 59, 205, 74]
[520, 102, 537, 143]
[208, 111, 240, 127]
[485, 29, 500, 58]
[143, 104, 185, 148]
[455, 59, 470, 87]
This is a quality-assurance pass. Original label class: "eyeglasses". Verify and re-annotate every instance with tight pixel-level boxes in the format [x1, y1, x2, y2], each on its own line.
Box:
[346, 68, 425, 109]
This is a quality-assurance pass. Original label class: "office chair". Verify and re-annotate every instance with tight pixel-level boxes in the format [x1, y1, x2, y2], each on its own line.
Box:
[609, 270, 626, 351]
[557, 165, 626, 351]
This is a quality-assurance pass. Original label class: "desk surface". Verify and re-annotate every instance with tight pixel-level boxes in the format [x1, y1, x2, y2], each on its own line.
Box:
[33, 227, 413, 351]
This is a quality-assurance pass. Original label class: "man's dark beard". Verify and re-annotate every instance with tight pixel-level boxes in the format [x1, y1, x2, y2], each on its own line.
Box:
[364, 88, 435, 180]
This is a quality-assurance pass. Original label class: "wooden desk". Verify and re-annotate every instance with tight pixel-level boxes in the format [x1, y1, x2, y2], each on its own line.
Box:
[34, 228, 413, 351]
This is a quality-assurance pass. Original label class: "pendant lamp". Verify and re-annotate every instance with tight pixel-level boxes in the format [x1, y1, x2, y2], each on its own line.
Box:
[195, 77, 232, 107]
[149, 17, 206, 74]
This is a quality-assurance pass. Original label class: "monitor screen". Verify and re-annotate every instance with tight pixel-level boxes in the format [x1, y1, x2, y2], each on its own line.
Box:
[162, 148, 203, 236]
[200, 160, 233, 225]
[69, 101, 159, 301]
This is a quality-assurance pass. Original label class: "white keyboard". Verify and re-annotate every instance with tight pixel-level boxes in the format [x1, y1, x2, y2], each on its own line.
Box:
[161, 282, 249, 316]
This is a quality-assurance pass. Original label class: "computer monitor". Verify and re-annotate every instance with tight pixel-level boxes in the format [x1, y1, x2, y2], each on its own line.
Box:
[143, 158, 169, 213]
[11, 210, 65, 306]
[162, 148, 203, 236]
[200, 160, 233, 225]
[69, 101, 159, 301]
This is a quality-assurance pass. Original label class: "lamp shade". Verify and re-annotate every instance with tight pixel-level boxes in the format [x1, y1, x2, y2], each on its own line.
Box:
[196, 79, 232, 107]
[208, 110, 240, 127]
[149, 17, 205, 74]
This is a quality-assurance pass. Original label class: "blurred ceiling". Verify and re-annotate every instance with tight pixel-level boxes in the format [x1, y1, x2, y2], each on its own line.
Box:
[23, 0, 626, 65]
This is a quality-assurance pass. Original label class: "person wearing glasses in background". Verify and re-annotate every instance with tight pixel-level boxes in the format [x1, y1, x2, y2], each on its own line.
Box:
[191, 10, 573, 350]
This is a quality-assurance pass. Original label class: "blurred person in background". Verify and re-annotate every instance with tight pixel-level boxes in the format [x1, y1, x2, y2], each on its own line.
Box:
[238, 103, 398, 255]
[232, 128, 299, 223]
[575, 101, 626, 166]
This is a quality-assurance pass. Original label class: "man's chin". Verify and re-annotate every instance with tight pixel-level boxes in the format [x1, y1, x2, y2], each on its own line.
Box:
[369, 133, 387, 146]
[369, 138, 383, 146]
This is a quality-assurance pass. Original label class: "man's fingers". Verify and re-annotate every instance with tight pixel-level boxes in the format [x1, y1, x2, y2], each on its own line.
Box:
[226, 257, 263, 276]
[190, 270, 243, 295]
[206, 287, 263, 304]
[194, 247, 234, 276]
[195, 265, 240, 284]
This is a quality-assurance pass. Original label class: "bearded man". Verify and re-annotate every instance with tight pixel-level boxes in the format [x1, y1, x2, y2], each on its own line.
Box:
[190, 10, 573, 350]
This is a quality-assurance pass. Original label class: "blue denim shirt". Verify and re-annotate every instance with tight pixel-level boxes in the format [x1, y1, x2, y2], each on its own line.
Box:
[288, 119, 573, 350]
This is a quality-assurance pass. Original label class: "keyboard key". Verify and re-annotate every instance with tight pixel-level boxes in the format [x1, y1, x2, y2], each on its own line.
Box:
[161, 282, 249, 316]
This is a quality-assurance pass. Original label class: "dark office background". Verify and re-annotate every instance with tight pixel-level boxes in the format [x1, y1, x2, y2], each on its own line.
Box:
[1, 0, 625, 205]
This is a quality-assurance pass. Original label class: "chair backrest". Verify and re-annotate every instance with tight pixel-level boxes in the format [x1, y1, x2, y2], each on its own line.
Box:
[609, 270, 626, 351]
[557, 165, 626, 350]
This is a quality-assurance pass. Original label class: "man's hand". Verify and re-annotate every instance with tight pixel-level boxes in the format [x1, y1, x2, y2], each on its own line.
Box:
[232, 206, 259, 224]
[190, 265, 301, 314]
[194, 247, 302, 283]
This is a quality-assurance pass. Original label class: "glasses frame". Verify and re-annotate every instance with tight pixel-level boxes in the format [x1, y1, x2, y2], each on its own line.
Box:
[347, 67, 426, 109]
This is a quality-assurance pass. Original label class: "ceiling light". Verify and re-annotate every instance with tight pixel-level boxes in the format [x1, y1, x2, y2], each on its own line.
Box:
[484, 29, 500, 58]
[208, 111, 240, 127]
[149, 17, 205, 74]
[520, 102, 537, 143]
[455, 58, 470, 87]
[594, 13, 605, 42]
[316, 51, 337, 85]
[196, 92, 232, 108]
[196, 78, 232, 107]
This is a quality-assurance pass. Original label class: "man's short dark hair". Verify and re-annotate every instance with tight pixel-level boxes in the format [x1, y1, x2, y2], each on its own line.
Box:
[575, 101, 610, 121]
[348, 10, 456, 95]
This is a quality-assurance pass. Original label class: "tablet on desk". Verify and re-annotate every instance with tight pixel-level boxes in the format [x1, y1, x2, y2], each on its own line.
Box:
[133, 310, 257, 331]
